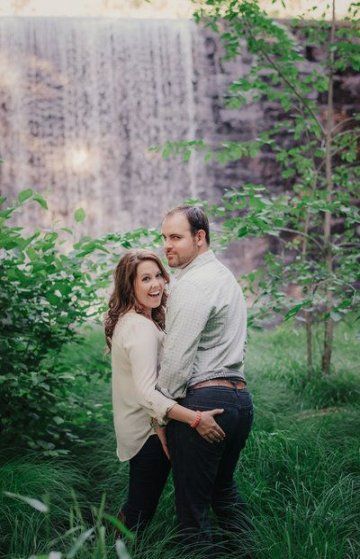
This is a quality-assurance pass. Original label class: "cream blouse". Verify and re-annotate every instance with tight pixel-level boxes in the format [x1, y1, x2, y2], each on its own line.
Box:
[111, 311, 175, 462]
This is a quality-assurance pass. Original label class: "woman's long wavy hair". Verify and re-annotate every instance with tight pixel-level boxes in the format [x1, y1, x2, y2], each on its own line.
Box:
[104, 249, 170, 350]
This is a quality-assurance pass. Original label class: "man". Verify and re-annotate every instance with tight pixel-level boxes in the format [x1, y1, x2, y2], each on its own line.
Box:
[156, 205, 253, 550]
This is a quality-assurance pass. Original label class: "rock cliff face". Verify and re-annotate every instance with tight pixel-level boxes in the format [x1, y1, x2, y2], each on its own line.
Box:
[0, 18, 358, 273]
[197, 25, 359, 193]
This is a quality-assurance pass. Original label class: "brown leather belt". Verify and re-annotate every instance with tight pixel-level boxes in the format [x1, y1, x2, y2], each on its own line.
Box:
[192, 379, 246, 390]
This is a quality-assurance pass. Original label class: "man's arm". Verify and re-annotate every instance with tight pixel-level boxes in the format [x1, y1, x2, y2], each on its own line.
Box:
[156, 279, 211, 399]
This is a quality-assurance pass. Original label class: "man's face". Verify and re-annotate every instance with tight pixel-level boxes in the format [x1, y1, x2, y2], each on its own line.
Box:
[161, 213, 200, 268]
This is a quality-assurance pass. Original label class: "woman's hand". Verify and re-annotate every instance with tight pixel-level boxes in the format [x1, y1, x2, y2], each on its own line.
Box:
[155, 425, 171, 460]
[196, 409, 225, 443]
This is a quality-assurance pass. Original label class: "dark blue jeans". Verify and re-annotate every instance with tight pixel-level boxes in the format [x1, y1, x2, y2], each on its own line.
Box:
[167, 386, 254, 549]
[121, 434, 171, 532]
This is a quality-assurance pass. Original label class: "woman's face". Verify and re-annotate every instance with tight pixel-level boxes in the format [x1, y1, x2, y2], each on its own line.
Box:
[134, 260, 166, 314]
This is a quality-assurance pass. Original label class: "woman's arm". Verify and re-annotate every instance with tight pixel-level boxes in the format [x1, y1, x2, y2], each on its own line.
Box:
[167, 404, 225, 442]
[123, 317, 225, 442]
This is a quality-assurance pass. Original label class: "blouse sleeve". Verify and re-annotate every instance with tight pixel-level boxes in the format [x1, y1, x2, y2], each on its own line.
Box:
[120, 317, 176, 424]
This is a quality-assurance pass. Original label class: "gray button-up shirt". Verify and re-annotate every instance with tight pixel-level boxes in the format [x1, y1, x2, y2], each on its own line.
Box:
[156, 250, 247, 399]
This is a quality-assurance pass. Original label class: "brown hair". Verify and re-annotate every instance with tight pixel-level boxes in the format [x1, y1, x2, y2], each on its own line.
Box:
[104, 249, 170, 349]
[164, 205, 210, 245]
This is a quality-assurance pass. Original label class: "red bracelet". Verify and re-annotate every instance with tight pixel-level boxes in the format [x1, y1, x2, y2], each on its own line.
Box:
[190, 411, 202, 429]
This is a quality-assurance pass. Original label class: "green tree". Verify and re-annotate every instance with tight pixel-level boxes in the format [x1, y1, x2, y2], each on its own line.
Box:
[156, 0, 359, 375]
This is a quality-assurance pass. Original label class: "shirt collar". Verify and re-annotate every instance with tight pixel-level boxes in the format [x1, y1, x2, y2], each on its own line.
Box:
[175, 249, 216, 281]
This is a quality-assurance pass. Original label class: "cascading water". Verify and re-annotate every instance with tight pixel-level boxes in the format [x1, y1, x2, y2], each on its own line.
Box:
[0, 18, 211, 234]
[0, 15, 357, 274]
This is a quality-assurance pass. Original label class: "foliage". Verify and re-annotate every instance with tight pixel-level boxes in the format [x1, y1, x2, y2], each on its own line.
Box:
[0, 192, 160, 452]
[155, 0, 360, 374]
[1, 323, 359, 558]
[0, 191, 104, 452]
[1, 464, 133, 559]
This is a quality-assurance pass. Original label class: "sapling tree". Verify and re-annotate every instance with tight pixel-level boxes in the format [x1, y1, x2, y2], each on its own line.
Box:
[155, 0, 359, 375]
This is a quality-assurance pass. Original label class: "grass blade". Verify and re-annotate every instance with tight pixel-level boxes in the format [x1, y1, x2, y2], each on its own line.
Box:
[4, 491, 49, 513]
[102, 512, 135, 541]
[115, 539, 132, 559]
[66, 527, 95, 559]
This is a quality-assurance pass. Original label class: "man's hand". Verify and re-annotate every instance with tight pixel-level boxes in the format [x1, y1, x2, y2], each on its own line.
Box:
[196, 409, 225, 443]
[155, 425, 171, 460]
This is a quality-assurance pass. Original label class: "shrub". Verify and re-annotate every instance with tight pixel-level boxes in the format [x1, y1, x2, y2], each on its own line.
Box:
[0, 191, 108, 452]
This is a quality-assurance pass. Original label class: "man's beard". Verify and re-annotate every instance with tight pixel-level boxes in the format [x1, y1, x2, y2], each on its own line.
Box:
[168, 243, 198, 269]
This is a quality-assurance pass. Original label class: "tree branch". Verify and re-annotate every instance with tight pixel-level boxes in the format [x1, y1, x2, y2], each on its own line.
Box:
[331, 117, 358, 134]
[239, 21, 326, 137]
[275, 227, 324, 250]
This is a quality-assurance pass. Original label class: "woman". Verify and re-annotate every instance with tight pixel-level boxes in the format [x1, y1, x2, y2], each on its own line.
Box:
[104, 249, 225, 532]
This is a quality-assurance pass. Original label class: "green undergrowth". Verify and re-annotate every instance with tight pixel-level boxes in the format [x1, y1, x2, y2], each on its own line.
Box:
[1, 321, 359, 558]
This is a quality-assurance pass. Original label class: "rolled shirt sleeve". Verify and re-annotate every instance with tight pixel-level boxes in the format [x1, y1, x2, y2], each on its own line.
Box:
[120, 319, 176, 424]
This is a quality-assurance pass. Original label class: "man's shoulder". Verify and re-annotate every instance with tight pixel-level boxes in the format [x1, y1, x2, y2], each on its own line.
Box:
[184, 256, 233, 283]
[174, 257, 236, 297]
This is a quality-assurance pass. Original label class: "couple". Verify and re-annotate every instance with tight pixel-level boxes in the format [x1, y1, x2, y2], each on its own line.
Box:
[105, 206, 253, 552]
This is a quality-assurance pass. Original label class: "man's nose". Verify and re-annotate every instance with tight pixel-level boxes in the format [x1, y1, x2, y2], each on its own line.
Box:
[164, 238, 172, 251]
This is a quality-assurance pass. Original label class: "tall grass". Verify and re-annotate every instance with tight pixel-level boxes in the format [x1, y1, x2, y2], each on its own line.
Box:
[1, 321, 359, 558]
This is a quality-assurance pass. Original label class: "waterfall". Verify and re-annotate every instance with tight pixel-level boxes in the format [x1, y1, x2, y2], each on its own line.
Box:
[0, 18, 210, 234]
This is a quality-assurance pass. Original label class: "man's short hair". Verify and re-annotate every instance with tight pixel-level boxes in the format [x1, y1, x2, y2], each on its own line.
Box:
[164, 205, 210, 245]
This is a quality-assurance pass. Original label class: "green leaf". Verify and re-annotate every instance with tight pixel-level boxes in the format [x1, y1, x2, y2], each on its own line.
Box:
[27, 247, 38, 261]
[18, 189, 33, 203]
[284, 303, 304, 320]
[337, 299, 352, 309]
[33, 193, 48, 209]
[74, 208, 86, 223]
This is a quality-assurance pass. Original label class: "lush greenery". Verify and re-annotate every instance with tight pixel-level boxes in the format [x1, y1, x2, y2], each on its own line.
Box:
[155, 0, 360, 375]
[0, 193, 160, 452]
[0, 191, 108, 453]
[1, 322, 359, 559]
[1, 2, 358, 557]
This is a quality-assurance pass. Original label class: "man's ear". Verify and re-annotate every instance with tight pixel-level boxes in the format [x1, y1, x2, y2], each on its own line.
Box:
[196, 230, 206, 247]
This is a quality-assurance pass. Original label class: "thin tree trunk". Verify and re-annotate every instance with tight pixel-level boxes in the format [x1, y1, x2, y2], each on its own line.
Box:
[321, 0, 336, 375]
[302, 210, 314, 377]
[306, 314, 313, 378]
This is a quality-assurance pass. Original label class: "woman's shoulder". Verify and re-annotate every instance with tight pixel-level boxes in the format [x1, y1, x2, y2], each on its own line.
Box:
[112, 313, 163, 353]
[115, 312, 159, 336]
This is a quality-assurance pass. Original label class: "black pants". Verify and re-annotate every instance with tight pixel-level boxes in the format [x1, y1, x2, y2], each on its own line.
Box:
[167, 386, 253, 550]
[121, 434, 171, 532]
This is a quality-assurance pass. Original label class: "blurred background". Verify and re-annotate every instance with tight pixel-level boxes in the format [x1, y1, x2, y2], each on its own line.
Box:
[0, 0, 357, 274]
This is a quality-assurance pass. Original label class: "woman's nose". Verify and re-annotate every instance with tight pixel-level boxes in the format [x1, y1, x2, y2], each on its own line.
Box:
[151, 278, 161, 289]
